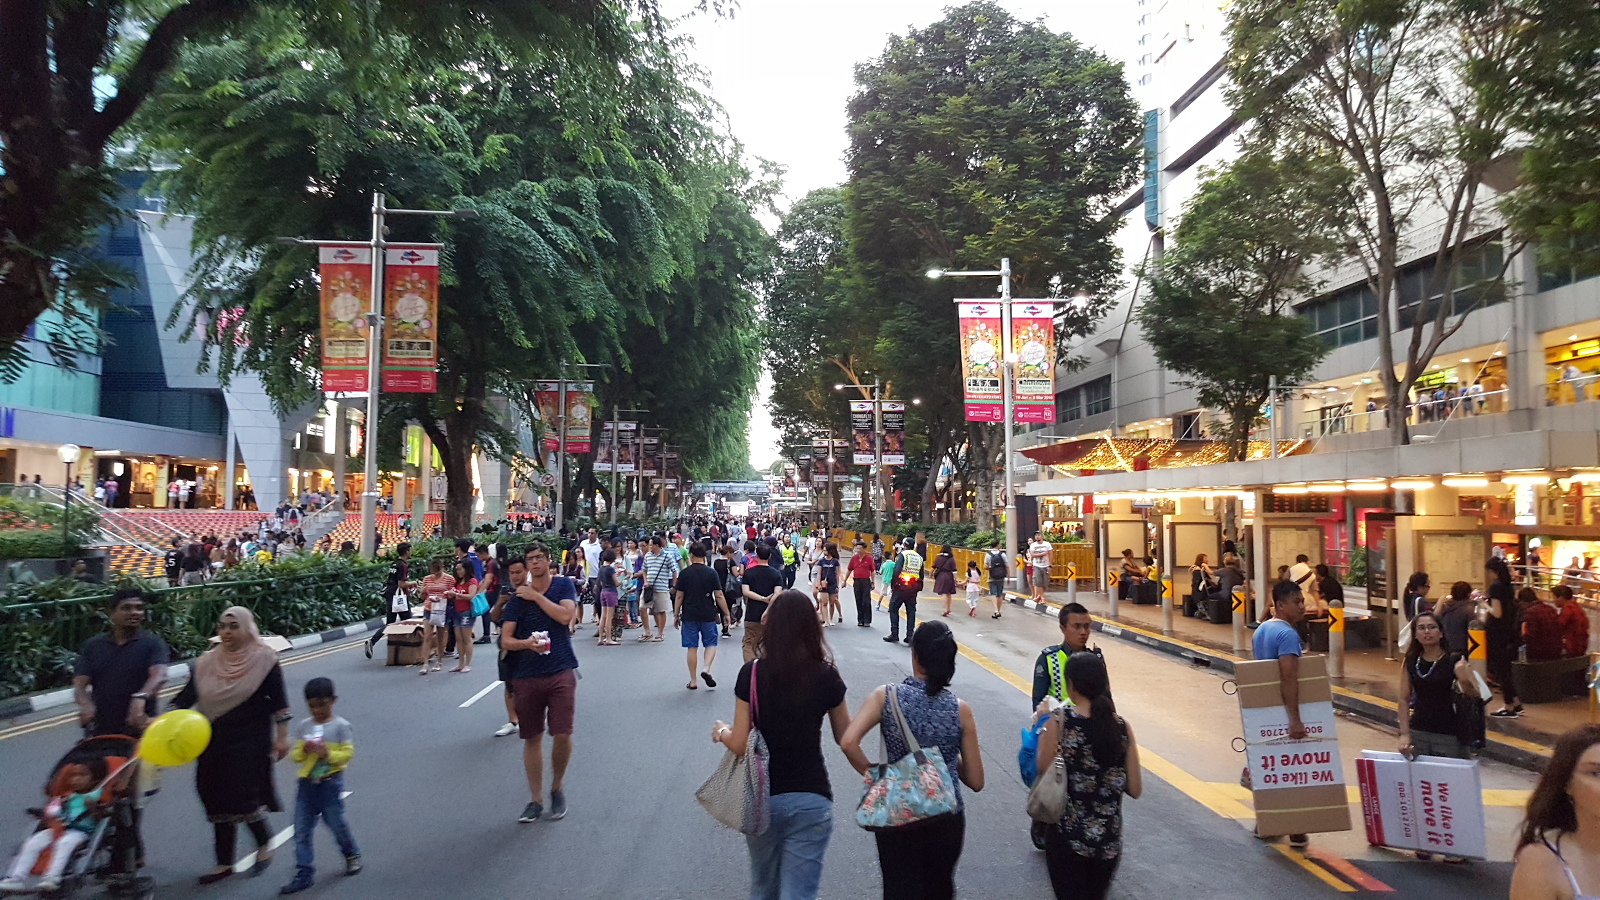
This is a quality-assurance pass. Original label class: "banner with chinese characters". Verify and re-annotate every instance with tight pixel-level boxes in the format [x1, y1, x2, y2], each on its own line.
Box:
[958, 302, 1003, 421]
[533, 381, 593, 453]
[318, 245, 372, 392]
[381, 246, 438, 392]
[595, 421, 637, 473]
[1010, 301, 1056, 422]
[882, 401, 906, 465]
[851, 402, 875, 465]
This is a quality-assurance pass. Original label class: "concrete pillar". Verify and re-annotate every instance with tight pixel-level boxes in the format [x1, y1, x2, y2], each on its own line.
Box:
[1110, 498, 1133, 515]
[223, 430, 236, 510]
[1253, 491, 1270, 625]
[332, 402, 348, 504]
[413, 431, 431, 526]
[1508, 246, 1544, 413]
[391, 431, 406, 512]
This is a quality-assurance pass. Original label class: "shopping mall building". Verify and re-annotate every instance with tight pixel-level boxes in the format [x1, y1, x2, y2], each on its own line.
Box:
[1016, 0, 1600, 624]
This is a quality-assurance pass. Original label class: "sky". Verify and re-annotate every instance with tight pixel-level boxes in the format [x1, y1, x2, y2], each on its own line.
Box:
[661, 1, 1126, 471]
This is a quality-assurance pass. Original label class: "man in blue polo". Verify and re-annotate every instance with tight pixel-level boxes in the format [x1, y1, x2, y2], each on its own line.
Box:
[1251, 579, 1309, 849]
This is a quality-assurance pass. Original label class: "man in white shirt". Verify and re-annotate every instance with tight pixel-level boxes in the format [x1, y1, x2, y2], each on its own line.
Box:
[1286, 554, 1313, 588]
[1027, 532, 1054, 607]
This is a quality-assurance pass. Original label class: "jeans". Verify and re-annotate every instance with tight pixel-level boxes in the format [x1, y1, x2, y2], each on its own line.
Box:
[627, 592, 640, 624]
[887, 590, 918, 639]
[874, 810, 964, 900]
[293, 775, 359, 876]
[854, 580, 873, 625]
[745, 792, 832, 900]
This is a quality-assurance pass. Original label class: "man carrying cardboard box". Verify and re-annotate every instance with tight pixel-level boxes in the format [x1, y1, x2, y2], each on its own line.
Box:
[1252, 579, 1309, 848]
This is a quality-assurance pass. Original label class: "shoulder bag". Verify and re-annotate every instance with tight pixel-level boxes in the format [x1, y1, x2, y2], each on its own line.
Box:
[855, 684, 959, 831]
[695, 660, 770, 834]
[1026, 708, 1071, 823]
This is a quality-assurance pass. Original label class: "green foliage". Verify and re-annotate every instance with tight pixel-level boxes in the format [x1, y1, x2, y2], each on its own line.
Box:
[965, 529, 1001, 550]
[0, 493, 103, 558]
[1344, 548, 1368, 587]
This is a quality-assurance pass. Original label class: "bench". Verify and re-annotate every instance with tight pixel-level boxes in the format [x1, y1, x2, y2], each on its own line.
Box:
[1512, 656, 1590, 704]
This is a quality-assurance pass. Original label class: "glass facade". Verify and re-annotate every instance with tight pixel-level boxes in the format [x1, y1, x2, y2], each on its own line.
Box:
[1302, 283, 1380, 349]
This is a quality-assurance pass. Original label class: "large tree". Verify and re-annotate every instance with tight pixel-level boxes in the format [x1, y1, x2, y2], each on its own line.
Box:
[845, 1, 1142, 527]
[1227, 0, 1523, 445]
[0, 0, 655, 381]
[1137, 150, 1346, 459]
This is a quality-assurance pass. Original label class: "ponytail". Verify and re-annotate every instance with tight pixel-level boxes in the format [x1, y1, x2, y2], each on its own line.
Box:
[1064, 651, 1125, 768]
[910, 621, 957, 696]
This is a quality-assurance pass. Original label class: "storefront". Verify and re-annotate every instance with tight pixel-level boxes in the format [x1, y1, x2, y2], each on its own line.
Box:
[91, 453, 224, 508]
[1546, 334, 1600, 405]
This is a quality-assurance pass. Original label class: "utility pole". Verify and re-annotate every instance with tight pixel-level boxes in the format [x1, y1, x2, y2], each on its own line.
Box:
[608, 405, 649, 523]
[872, 375, 884, 536]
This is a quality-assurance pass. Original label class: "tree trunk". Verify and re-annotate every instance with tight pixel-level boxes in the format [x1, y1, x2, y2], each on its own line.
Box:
[919, 429, 951, 525]
[968, 423, 1003, 532]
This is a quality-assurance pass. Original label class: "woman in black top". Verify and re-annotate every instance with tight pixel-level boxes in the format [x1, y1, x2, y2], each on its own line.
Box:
[1484, 558, 1522, 718]
[933, 545, 958, 618]
[714, 591, 849, 900]
[1402, 572, 1432, 621]
[1397, 611, 1477, 862]
[1315, 564, 1344, 608]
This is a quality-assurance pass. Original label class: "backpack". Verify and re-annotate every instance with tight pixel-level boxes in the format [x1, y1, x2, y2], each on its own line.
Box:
[986, 550, 1007, 580]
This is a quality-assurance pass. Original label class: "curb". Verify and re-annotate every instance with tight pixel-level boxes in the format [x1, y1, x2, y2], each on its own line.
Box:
[1012, 592, 1551, 773]
[0, 617, 384, 720]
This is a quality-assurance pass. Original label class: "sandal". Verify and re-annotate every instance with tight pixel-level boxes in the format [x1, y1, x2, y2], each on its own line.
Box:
[637, 634, 652, 642]
[651, 635, 664, 642]
[992, 613, 1002, 619]
[687, 682, 698, 690]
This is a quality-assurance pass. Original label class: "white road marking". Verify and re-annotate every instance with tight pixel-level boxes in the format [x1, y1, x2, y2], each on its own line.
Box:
[234, 792, 352, 872]
[460, 680, 504, 708]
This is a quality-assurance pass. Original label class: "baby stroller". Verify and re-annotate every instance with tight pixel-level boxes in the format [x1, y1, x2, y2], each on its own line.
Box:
[6, 735, 149, 898]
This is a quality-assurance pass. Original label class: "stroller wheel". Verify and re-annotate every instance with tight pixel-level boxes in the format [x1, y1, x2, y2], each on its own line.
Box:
[1030, 820, 1049, 850]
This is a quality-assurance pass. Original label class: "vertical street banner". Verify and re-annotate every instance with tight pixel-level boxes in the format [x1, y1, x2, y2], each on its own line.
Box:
[616, 421, 637, 473]
[534, 382, 560, 451]
[318, 245, 371, 392]
[958, 302, 1004, 421]
[594, 424, 614, 473]
[882, 401, 906, 465]
[533, 381, 594, 453]
[381, 246, 439, 392]
[639, 436, 660, 477]
[664, 451, 680, 488]
[1011, 300, 1057, 422]
[850, 402, 875, 465]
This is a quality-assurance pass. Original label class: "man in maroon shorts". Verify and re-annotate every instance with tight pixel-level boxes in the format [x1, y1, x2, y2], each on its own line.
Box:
[501, 543, 580, 823]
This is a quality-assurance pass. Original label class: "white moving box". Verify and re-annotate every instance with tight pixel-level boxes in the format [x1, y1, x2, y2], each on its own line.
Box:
[1355, 750, 1487, 859]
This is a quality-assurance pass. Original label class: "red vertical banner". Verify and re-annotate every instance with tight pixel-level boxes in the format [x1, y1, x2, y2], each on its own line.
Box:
[535, 382, 561, 451]
[958, 302, 1004, 421]
[318, 245, 371, 392]
[1011, 300, 1057, 423]
[381, 245, 438, 392]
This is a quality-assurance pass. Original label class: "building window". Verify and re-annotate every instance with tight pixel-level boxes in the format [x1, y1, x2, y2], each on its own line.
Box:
[1537, 238, 1600, 292]
[1084, 376, 1113, 416]
[1058, 387, 1083, 422]
[1301, 283, 1380, 349]
[1396, 240, 1506, 328]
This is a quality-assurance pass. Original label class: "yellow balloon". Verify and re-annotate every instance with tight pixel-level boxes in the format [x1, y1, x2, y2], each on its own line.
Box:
[138, 709, 211, 767]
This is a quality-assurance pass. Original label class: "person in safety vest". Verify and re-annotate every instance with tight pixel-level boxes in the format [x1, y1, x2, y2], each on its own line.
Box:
[780, 538, 799, 590]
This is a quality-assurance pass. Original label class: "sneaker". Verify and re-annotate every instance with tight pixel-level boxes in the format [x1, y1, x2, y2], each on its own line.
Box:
[519, 801, 543, 823]
[0, 878, 26, 893]
[1288, 834, 1309, 848]
[473, 637, 491, 645]
[1490, 707, 1522, 719]
[279, 874, 313, 895]
[548, 789, 567, 821]
[344, 856, 362, 877]
[364, 640, 373, 659]
[883, 635, 899, 643]
[494, 722, 519, 737]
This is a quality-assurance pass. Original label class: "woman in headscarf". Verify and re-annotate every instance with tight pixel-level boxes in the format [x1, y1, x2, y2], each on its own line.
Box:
[173, 607, 290, 884]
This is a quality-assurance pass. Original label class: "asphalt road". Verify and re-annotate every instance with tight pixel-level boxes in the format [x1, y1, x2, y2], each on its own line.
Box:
[0, 579, 1525, 899]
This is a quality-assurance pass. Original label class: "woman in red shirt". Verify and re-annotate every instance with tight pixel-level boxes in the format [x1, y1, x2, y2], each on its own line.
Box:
[844, 540, 877, 628]
[445, 560, 480, 673]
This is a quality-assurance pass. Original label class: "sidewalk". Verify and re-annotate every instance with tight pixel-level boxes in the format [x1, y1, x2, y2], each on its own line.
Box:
[1025, 586, 1582, 770]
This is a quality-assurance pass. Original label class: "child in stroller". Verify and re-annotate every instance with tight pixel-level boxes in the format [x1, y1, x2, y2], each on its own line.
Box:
[2, 736, 138, 896]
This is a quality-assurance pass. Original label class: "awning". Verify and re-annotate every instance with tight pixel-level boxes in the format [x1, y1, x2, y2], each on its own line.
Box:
[1021, 436, 1309, 473]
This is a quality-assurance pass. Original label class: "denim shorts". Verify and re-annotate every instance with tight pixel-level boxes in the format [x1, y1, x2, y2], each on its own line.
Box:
[681, 620, 719, 648]
[448, 607, 474, 630]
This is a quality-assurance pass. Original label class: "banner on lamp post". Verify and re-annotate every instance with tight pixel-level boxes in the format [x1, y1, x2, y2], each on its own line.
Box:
[533, 381, 594, 454]
[850, 402, 875, 465]
[596, 422, 637, 473]
[958, 302, 1004, 422]
[318, 245, 372, 392]
[381, 246, 439, 392]
[639, 436, 660, 476]
[1010, 301, 1056, 423]
[882, 401, 906, 465]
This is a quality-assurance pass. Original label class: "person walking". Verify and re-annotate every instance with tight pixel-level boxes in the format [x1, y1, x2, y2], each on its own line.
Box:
[1510, 724, 1600, 899]
[883, 539, 923, 644]
[845, 540, 876, 627]
[739, 545, 783, 662]
[638, 536, 676, 643]
[816, 542, 842, 626]
[1485, 557, 1523, 718]
[491, 557, 528, 738]
[172, 607, 290, 884]
[963, 560, 983, 617]
[1252, 581, 1309, 849]
[1402, 572, 1432, 621]
[674, 541, 732, 690]
[503, 544, 580, 823]
[933, 545, 957, 618]
[878, 544, 899, 614]
[278, 678, 360, 894]
[1034, 651, 1142, 900]
[713, 592, 850, 900]
[986, 539, 1008, 619]
[841, 621, 984, 900]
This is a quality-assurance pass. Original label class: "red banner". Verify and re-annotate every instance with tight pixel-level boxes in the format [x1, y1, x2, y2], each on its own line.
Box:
[958, 302, 1004, 421]
[534, 381, 593, 454]
[318, 245, 372, 392]
[1011, 300, 1056, 423]
[381, 246, 439, 392]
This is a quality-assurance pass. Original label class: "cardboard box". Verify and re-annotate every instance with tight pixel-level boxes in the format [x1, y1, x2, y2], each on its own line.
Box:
[383, 621, 425, 667]
[1235, 653, 1352, 837]
[1356, 751, 1486, 858]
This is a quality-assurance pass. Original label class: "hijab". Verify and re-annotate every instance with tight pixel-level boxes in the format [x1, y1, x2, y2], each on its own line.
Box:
[192, 606, 277, 721]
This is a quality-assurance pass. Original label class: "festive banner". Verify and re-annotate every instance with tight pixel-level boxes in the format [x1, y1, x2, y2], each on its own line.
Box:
[595, 422, 637, 473]
[1011, 301, 1057, 423]
[381, 246, 439, 392]
[958, 302, 1004, 421]
[851, 402, 875, 465]
[639, 436, 660, 477]
[882, 401, 906, 466]
[318, 245, 372, 392]
[533, 381, 593, 453]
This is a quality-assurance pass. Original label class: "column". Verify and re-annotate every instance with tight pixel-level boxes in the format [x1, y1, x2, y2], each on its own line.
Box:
[332, 402, 348, 504]
[1508, 246, 1544, 416]
[1253, 491, 1270, 625]
[413, 430, 431, 526]
[392, 428, 407, 512]
[223, 428, 236, 510]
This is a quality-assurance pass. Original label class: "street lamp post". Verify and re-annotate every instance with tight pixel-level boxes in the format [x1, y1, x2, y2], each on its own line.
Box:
[609, 406, 650, 524]
[57, 444, 79, 557]
[929, 258, 1020, 590]
[278, 192, 477, 558]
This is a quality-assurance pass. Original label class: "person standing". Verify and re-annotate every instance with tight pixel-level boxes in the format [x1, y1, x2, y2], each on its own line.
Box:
[503, 544, 579, 823]
[163, 538, 183, 588]
[1509, 725, 1600, 899]
[674, 541, 732, 690]
[1028, 532, 1054, 608]
[713, 592, 850, 900]
[884, 539, 924, 644]
[366, 542, 415, 659]
[638, 536, 676, 642]
[740, 545, 783, 662]
[491, 557, 528, 738]
[278, 678, 360, 894]
[1252, 581, 1309, 848]
[1485, 557, 1523, 719]
[841, 621, 984, 900]
[173, 607, 290, 884]
[845, 540, 876, 627]
[418, 559, 453, 674]
[445, 560, 480, 673]
[781, 537, 799, 590]
[1397, 612, 1476, 772]
[1402, 572, 1432, 621]
[595, 549, 620, 647]
[933, 545, 958, 618]
[986, 539, 1008, 619]
[1034, 652, 1142, 900]
[579, 528, 603, 624]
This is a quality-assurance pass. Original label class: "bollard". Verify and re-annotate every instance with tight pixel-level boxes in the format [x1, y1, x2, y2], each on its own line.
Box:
[1467, 620, 1487, 682]
[1067, 562, 1078, 607]
[1107, 559, 1118, 620]
[1232, 588, 1247, 653]
[1328, 598, 1345, 678]
[1161, 577, 1174, 636]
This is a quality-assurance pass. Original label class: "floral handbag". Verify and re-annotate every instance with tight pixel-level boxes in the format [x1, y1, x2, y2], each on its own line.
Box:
[855, 683, 959, 831]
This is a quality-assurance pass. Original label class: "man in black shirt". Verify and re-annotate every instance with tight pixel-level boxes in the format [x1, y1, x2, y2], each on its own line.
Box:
[739, 545, 784, 663]
[673, 541, 731, 691]
[162, 538, 182, 588]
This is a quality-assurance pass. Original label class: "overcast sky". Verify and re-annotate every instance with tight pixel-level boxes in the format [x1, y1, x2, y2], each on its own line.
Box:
[661, 1, 1126, 470]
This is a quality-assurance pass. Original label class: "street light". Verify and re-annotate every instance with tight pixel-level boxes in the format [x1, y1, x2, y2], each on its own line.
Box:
[929, 258, 1021, 592]
[609, 406, 650, 523]
[279, 194, 476, 559]
[57, 444, 79, 557]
